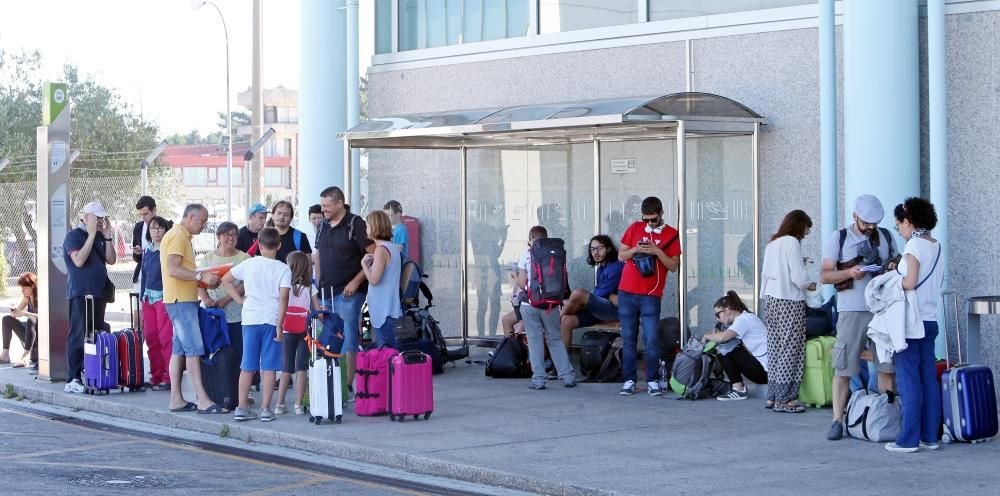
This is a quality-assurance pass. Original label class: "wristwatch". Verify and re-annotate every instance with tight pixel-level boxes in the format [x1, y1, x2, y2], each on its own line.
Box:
[103, 236, 113, 241]
[195, 272, 203, 282]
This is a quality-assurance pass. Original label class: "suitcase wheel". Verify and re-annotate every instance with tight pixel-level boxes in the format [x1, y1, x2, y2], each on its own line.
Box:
[424, 412, 431, 420]
[942, 432, 953, 444]
[413, 415, 419, 421]
[334, 415, 342, 424]
[389, 414, 396, 422]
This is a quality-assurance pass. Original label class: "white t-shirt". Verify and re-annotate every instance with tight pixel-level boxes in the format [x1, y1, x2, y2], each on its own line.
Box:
[729, 311, 769, 372]
[517, 248, 531, 306]
[229, 256, 292, 326]
[898, 237, 943, 321]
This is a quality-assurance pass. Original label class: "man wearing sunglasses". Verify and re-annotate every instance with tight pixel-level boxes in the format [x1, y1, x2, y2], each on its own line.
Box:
[617, 197, 681, 397]
[820, 194, 897, 441]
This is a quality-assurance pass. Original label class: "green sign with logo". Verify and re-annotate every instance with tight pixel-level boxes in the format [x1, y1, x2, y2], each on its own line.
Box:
[42, 82, 69, 125]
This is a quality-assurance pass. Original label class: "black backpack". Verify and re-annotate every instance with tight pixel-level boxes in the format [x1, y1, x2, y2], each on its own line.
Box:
[528, 238, 568, 309]
[485, 333, 531, 378]
[580, 331, 619, 380]
[592, 336, 624, 383]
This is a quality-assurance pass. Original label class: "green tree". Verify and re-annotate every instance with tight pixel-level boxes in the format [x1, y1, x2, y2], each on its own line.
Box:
[0, 48, 181, 277]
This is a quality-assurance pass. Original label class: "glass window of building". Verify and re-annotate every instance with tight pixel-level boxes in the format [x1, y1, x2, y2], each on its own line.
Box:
[648, 0, 814, 22]
[264, 167, 288, 187]
[218, 167, 242, 186]
[183, 167, 208, 186]
[539, 0, 638, 34]
[375, 0, 393, 54]
[399, 0, 530, 51]
[265, 106, 277, 124]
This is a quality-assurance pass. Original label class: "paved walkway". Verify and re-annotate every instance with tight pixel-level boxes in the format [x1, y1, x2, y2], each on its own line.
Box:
[2, 342, 998, 495]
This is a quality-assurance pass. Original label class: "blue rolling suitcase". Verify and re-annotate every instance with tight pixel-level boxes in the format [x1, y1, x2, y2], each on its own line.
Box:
[941, 291, 998, 443]
[83, 295, 118, 395]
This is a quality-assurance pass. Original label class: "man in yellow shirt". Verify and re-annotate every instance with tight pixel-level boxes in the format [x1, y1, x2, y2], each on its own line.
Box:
[161, 204, 224, 414]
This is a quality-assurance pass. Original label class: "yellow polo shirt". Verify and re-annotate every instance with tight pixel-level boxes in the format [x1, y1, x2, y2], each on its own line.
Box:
[160, 223, 199, 303]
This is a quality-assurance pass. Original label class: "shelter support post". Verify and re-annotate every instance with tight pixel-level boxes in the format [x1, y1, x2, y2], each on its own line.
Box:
[460, 145, 469, 341]
[676, 120, 687, 343]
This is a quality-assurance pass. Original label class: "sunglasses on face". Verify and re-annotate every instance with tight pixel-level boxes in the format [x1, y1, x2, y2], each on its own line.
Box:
[715, 310, 724, 319]
[642, 216, 661, 224]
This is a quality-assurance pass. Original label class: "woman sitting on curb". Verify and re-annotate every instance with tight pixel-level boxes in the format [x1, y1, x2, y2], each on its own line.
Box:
[702, 290, 768, 402]
[1, 273, 39, 370]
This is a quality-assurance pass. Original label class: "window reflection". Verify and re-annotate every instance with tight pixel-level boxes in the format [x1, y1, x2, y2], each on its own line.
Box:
[649, 0, 814, 22]
[539, 0, 638, 34]
[399, 0, 531, 52]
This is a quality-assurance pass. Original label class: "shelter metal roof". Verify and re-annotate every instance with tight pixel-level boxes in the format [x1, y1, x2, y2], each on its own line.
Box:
[340, 92, 765, 149]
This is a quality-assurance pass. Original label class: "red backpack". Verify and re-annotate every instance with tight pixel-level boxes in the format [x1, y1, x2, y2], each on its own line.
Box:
[528, 238, 568, 309]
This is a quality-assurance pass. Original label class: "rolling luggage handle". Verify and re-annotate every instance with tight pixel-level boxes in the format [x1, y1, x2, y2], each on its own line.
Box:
[941, 290, 963, 366]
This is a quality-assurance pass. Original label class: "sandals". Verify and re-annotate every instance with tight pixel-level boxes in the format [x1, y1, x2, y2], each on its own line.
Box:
[197, 404, 227, 415]
[774, 402, 806, 413]
[169, 402, 197, 412]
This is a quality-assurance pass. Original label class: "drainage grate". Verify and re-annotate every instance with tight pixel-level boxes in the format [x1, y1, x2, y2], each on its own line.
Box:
[67, 474, 170, 488]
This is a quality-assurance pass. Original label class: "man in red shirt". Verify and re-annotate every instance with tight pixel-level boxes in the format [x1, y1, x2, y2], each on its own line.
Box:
[617, 197, 681, 396]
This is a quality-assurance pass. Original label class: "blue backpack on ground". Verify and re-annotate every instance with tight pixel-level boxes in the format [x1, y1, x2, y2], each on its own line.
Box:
[198, 307, 230, 360]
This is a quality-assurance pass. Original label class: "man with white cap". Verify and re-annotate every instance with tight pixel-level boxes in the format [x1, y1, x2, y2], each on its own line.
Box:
[62, 201, 117, 393]
[820, 194, 898, 440]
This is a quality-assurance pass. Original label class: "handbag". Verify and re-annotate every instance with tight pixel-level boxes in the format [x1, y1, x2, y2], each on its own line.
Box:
[846, 389, 901, 442]
[102, 276, 116, 303]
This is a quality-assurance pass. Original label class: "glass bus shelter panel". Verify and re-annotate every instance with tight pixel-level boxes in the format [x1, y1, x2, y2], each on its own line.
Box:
[364, 148, 464, 338]
[683, 136, 755, 333]
[347, 114, 437, 133]
[546, 97, 659, 120]
[641, 94, 762, 120]
[475, 104, 574, 124]
[465, 145, 595, 339]
[598, 140, 679, 319]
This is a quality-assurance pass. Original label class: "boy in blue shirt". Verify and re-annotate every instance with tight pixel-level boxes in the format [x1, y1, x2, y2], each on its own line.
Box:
[383, 200, 408, 257]
[559, 235, 625, 353]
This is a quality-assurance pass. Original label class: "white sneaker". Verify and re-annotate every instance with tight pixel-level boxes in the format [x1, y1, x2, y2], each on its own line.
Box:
[885, 442, 919, 453]
[647, 381, 663, 397]
[294, 404, 305, 415]
[619, 380, 637, 396]
[64, 379, 85, 394]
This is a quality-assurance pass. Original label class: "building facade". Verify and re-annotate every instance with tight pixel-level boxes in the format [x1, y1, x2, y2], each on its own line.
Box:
[301, 1, 1000, 382]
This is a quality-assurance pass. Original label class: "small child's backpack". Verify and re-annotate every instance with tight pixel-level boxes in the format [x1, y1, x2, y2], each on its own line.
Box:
[527, 238, 568, 309]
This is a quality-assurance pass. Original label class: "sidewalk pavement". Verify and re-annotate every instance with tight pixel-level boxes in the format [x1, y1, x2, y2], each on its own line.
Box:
[2, 346, 999, 496]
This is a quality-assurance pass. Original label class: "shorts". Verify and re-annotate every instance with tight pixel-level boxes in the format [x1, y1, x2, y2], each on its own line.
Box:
[576, 294, 619, 328]
[832, 311, 894, 377]
[241, 324, 282, 372]
[165, 301, 205, 357]
[281, 332, 309, 373]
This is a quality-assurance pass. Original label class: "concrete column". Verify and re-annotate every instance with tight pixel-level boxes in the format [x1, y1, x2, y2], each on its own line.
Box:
[928, 0, 948, 354]
[251, 0, 264, 206]
[819, 0, 837, 300]
[298, 0, 347, 228]
[843, 0, 920, 224]
[346, 0, 362, 209]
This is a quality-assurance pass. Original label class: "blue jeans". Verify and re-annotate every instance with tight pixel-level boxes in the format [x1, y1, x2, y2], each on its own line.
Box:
[323, 292, 364, 353]
[374, 316, 398, 349]
[618, 291, 661, 383]
[894, 321, 941, 448]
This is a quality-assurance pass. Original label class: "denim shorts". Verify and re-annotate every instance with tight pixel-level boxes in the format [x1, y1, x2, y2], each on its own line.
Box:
[241, 324, 282, 372]
[577, 294, 619, 328]
[165, 301, 205, 357]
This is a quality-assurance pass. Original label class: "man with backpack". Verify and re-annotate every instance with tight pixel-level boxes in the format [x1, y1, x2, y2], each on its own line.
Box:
[314, 186, 375, 395]
[237, 203, 268, 253]
[265, 201, 312, 264]
[617, 197, 681, 397]
[517, 226, 575, 390]
[820, 194, 897, 441]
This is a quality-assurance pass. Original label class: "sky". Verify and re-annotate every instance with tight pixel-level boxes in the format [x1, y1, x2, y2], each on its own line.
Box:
[1, 0, 374, 137]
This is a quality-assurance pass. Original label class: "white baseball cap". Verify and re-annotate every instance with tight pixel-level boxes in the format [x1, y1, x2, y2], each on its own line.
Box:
[82, 201, 109, 218]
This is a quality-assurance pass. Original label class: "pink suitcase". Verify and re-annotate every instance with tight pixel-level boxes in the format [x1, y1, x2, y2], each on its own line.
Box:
[355, 346, 397, 416]
[389, 351, 434, 421]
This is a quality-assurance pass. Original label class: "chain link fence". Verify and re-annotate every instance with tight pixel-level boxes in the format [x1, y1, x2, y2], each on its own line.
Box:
[1, 165, 296, 298]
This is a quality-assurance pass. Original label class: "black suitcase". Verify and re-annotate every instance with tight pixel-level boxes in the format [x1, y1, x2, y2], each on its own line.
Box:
[201, 322, 242, 411]
[396, 337, 443, 374]
[580, 330, 619, 378]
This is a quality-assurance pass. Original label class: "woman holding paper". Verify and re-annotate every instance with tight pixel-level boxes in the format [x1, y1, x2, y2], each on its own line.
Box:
[199, 221, 250, 345]
[140, 216, 175, 390]
[759, 210, 817, 413]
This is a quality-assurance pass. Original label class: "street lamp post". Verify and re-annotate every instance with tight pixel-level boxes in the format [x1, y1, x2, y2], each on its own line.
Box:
[191, 0, 233, 221]
[139, 140, 169, 196]
[243, 127, 276, 211]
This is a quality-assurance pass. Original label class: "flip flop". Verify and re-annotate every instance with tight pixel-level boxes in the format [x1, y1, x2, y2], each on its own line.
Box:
[197, 404, 227, 415]
[169, 402, 197, 412]
[779, 403, 806, 413]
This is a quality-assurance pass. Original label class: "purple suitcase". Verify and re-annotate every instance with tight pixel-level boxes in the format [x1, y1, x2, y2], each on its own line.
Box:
[942, 365, 998, 443]
[83, 295, 118, 395]
[388, 351, 434, 421]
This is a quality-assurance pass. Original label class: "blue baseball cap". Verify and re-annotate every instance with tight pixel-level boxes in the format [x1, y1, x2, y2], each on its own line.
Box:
[248, 203, 268, 216]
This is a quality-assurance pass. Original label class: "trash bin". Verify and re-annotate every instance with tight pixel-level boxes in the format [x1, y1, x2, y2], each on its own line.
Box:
[966, 296, 1000, 365]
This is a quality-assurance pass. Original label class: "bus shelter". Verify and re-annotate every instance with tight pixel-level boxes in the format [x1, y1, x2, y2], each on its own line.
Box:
[339, 92, 766, 345]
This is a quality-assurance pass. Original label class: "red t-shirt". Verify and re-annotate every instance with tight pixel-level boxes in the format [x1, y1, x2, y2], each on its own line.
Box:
[619, 221, 682, 298]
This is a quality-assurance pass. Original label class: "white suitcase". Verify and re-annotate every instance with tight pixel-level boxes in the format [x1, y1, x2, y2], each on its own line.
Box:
[307, 305, 343, 425]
